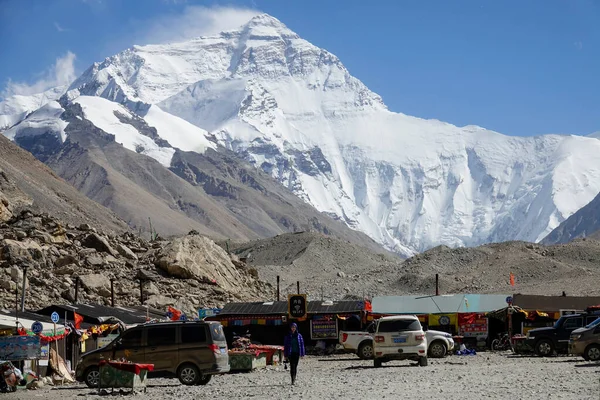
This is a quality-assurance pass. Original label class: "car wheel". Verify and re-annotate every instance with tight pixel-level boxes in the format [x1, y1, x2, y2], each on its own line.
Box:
[358, 341, 374, 360]
[197, 373, 212, 385]
[178, 363, 200, 386]
[373, 358, 382, 368]
[585, 344, 600, 362]
[428, 341, 447, 358]
[418, 357, 428, 367]
[535, 339, 554, 357]
[84, 367, 100, 388]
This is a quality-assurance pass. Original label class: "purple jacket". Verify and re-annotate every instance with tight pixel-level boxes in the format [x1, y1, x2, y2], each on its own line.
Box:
[284, 332, 305, 357]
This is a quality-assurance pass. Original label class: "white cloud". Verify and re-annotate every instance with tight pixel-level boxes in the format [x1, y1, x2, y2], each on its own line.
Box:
[2, 52, 77, 97]
[54, 21, 68, 32]
[135, 5, 260, 45]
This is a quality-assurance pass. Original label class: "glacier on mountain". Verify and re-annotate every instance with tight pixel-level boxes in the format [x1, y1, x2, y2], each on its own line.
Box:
[5, 13, 600, 256]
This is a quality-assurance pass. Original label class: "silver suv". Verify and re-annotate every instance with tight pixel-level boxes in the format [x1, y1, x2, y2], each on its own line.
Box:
[373, 315, 428, 367]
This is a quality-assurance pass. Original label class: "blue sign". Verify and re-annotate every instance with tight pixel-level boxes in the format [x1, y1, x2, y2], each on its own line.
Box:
[179, 314, 187, 321]
[31, 321, 43, 335]
[50, 312, 60, 323]
[506, 296, 513, 304]
[198, 308, 221, 319]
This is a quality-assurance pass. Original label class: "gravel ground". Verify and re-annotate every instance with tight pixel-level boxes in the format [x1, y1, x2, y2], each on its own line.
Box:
[5, 353, 599, 400]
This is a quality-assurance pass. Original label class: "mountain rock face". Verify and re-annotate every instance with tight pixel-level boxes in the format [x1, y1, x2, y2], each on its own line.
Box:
[543, 192, 600, 244]
[0, 133, 127, 233]
[5, 14, 600, 256]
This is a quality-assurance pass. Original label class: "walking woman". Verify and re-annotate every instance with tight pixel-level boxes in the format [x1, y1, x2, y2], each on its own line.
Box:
[283, 323, 305, 385]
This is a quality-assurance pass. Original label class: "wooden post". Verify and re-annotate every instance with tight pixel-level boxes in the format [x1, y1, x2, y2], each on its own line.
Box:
[20, 266, 27, 312]
[74, 276, 79, 303]
[139, 279, 144, 305]
[435, 274, 439, 296]
[276, 276, 280, 301]
[297, 281, 300, 294]
[110, 278, 115, 307]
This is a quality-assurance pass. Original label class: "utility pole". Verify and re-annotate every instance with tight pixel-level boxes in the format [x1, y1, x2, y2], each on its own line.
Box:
[20, 266, 28, 312]
[297, 281, 300, 294]
[276, 276, 280, 301]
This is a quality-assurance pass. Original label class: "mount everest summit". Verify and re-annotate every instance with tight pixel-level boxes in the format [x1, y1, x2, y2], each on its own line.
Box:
[3, 13, 600, 256]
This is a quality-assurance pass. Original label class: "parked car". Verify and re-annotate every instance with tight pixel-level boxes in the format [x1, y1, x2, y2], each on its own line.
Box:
[75, 321, 230, 388]
[526, 312, 600, 356]
[569, 317, 600, 361]
[372, 315, 428, 367]
[340, 321, 454, 359]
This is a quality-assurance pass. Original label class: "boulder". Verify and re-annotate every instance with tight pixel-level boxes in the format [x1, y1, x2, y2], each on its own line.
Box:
[81, 233, 117, 256]
[86, 255, 104, 267]
[144, 294, 176, 309]
[55, 255, 77, 268]
[155, 236, 253, 293]
[79, 273, 111, 297]
[116, 243, 138, 260]
[0, 239, 42, 262]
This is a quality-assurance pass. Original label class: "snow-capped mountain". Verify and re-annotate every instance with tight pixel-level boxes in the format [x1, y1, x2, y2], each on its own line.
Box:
[6, 14, 600, 256]
[0, 85, 67, 130]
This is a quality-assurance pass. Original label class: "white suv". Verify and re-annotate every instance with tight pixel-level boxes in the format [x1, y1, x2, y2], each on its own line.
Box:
[373, 315, 428, 367]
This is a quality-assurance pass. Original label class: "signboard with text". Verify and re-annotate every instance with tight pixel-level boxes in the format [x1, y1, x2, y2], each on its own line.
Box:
[310, 318, 338, 340]
[288, 294, 307, 319]
[0, 336, 41, 360]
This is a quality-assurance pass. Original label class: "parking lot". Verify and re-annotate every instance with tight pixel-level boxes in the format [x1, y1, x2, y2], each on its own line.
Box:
[5, 353, 599, 399]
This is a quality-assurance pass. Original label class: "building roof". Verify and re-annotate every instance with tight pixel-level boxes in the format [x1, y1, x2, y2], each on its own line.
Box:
[217, 300, 365, 316]
[372, 294, 510, 315]
[34, 303, 165, 325]
[512, 294, 600, 312]
[0, 309, 65, 332]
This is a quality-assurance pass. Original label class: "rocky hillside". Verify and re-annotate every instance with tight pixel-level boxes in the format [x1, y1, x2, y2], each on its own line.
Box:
[0, 133, 126, 233]
[224, 232, 403, 300]
[0, 207, 272, 316]
[225, 232, 600, 301]
[542, 191, 600, 244]
[398, 239, 600, 296]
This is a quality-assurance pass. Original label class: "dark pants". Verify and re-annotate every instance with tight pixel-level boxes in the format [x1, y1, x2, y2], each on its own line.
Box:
[289, 352, 300, 383]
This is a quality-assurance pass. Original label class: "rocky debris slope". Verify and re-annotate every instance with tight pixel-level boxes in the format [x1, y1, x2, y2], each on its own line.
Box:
[398, 239, 600, 296]
[0, 133, 127, 234]
[226, 232, 600, 300]
[224, 232, 403, 300]
[0, 209, 273, 316]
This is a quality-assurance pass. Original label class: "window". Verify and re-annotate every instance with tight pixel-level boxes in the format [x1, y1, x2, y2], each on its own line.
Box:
[585, 316, 599, 326]
[366, 323, 376, 333]
[147, 326, 176, 347]
[120, 329, 142, 348]
[586, 317, 600, 329]
[182, 325, 207, 344]
[563, 318, 583, 330]
[210, 324, 226, 341]
[378, 319, 421, 333]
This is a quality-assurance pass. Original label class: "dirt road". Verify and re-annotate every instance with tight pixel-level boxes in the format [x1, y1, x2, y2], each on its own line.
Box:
[5, 353, 599, 399]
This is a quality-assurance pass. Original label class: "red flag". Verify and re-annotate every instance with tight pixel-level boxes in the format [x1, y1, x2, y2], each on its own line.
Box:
[168, 306, 181, 321]
[509, 272, 515, 287]
[74, 312, 83, 329]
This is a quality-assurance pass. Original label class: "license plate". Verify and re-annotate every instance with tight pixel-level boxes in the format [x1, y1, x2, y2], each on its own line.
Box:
[393, 337, 407, 343]
[220, 348, 227, 354]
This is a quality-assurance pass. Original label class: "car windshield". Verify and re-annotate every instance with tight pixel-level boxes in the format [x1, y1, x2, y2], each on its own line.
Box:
[585, 317, 600, 329]
[553, 317, 566, 329]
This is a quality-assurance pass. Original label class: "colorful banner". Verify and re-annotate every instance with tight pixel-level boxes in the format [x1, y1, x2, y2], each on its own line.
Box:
[429, 314, 458, 328]
[0, 335, 41, 360]
[310, 318, 338, 340]
[458, 313, 488, 338]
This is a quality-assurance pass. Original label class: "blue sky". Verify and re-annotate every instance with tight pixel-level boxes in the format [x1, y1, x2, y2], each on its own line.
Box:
[1, 0, 598, 136]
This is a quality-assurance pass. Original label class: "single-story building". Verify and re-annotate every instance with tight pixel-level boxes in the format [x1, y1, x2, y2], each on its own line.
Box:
[207, 300, 367, 346]
[372, 294, 511, 346]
